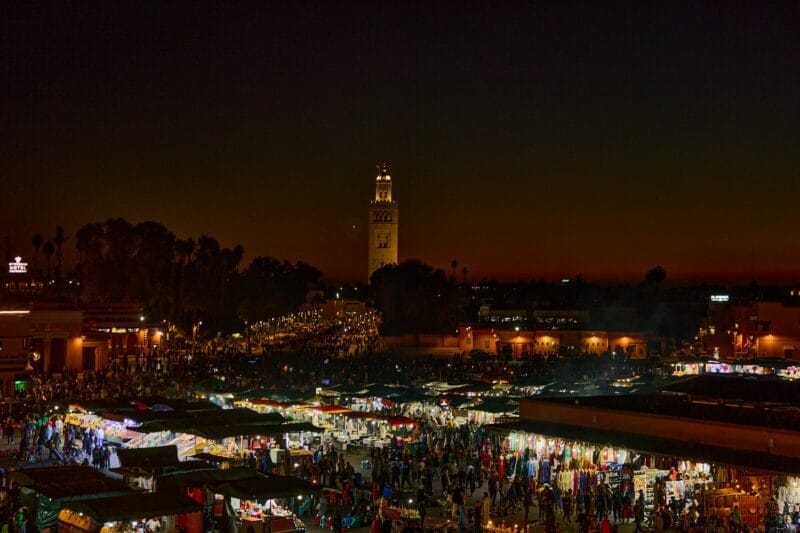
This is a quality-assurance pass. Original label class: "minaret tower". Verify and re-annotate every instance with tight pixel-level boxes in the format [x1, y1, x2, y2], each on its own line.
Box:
[368, 162, 399, 281]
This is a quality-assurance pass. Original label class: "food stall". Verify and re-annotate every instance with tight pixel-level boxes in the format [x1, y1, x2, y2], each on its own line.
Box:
[10, 466, 132, 531]
[124, 428, 210, 460]
[235, 398, 307, 420]
[467, 398, 519, 425]
[158, 468, 316, 533]
[297, 405, 351, 430]
[57, 492, 202, 533]
[372, 497, 422, 532]
[65, 412, 144, 445]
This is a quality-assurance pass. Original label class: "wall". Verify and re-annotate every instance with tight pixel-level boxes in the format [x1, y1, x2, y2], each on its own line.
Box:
[382, 333, 460, 348]
[30, 310, 83, 371]
[0, 311, 31, 358]
[754, 334, 800, 360]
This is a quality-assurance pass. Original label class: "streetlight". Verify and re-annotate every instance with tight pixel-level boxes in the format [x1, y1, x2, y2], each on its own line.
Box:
[26, 351, 40, 372]
[139, 316, 146, 356]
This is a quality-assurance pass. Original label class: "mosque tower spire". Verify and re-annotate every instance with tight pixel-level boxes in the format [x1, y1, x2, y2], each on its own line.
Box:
[367, 162, 399, 281]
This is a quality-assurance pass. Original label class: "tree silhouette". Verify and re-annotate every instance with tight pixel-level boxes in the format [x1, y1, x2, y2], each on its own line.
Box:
[370, 259, 464, 335]
[237, 256, 323, 322]
[174, 238, 196, 316]
[75, 222, 103, 286]
[450, 259, 457, 280]
[54, 226, 69, 277]
[31, 234, 43, 270]
[42, 240, 55, 277]
[219, 244, 244, 306]
[645, 265, 667, 287]
[70, 218, 324, 333]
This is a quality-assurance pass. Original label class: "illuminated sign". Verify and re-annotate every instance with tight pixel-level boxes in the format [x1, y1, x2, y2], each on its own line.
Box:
[710, 294, 730, 302]
[8, 256, 27, 274]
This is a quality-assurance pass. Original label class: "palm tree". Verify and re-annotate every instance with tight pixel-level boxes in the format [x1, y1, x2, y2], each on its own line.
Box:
[219, 244, 244, 307]
[175, 238, 196, 315]
[31, 234, 43, 271]
[461, 266, 468, 284]
[232, 244, 244, 272]
[450, 259, 457, 280]
[42, 240, 55, 277]
[53, 226, 69, 277]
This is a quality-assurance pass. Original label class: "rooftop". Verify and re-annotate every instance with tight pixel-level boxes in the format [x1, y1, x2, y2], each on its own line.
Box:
[537, 374, 800, 431]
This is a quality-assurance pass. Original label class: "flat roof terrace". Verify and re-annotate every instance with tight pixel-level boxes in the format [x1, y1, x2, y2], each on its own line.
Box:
[538, 374, 800, 431]
[520, 381, 800, 468]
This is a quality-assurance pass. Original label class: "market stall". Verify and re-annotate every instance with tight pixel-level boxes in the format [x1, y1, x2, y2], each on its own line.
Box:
[236, 398, 307, 419]
[124, 428, 209, 460]
[296, 404, 351, 430]
[701, 489, 749, 527]
[57, 491, 202, 533]
[10, 466, 132, 531]
[496, 427, 715, 513]
[158, 468, 316, 533]
[64, 412, 143, 444]
[467, 398, 519, 425]
[368, 496, 421, 532]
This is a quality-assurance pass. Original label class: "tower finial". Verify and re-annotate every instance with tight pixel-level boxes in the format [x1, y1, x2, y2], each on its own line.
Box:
[377, 161, 390, 178]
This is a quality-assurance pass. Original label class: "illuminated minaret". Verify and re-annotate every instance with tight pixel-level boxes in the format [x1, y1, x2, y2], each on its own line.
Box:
[368, 162, 399, 281]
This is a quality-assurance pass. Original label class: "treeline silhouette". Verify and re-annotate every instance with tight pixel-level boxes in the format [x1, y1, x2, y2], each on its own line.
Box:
[71, 218, 322, 333]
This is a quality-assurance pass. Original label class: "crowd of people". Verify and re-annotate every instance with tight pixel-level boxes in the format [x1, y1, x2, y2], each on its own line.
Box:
[0, 311, 703, 533]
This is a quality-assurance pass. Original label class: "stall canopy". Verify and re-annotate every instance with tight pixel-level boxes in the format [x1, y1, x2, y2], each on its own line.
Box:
[61, 491, 202, 523]
[249, 399, 306, 409]
[270, 422, 324, 434]
[471, 398, 519, 414]
[439, 396, 472, 408]
[11, 466, 132, 529]
[486, 419, 800, 476]
[215, 476, 316, 500]
[117, 445, 180, 470]
[158, 467, 318, 499]
[137, 409, 285, 437]
[11, 465, 131, 500]
[237, 388, 314, 403]
[387, 416, 418, 427]
[306, 405, 350, 414]
[70, 396, 219, 414]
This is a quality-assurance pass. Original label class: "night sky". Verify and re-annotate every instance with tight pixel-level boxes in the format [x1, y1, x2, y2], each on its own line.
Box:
[2, 3, 798, 283]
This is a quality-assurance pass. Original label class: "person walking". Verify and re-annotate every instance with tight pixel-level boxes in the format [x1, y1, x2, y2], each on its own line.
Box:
[332, 511, 342, 533]
[416, 487, 427, 528]
[563, 488, 573, 522]
[482, 492, 492, 526]
[488, 472, 498, 509]
[633, 501, 644, 532]
[524, 488, 533, 523]
[730, 504, 742, 533]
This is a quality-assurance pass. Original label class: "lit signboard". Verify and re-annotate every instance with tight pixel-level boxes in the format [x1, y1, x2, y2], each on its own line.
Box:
[710, 294, 730, 302]
[8, 256, 27, 274]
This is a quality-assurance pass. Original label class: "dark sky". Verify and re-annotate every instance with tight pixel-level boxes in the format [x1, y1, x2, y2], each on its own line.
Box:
[2, 3, 798, 283]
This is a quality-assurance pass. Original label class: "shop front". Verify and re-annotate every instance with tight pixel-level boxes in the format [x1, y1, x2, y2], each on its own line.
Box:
[489, 422, 800, 530]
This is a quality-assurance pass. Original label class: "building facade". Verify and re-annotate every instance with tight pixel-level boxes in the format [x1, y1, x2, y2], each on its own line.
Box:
[367, 162, 399, 281]
[457, 326, 649, 358]
[701, 299, 800, 360]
